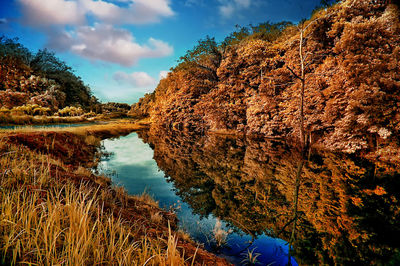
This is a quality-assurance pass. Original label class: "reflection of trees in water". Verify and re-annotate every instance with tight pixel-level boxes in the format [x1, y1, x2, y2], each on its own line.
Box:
[138, 127, 400, 265]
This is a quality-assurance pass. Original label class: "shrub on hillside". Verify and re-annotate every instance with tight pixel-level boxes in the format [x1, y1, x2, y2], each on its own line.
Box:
[56, 106, 84, 117]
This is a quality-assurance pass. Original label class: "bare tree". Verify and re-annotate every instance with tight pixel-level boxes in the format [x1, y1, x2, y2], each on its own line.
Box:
[286, 21, 317, 151]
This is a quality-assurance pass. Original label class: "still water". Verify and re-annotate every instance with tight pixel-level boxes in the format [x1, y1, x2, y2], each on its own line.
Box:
[98, 132, 296, 265]
[98, 128, 400, 265]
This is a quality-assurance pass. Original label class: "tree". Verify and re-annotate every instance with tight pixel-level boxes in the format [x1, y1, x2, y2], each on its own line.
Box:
[286, 22, 313, 150]
[176, 36, 222, 81]
[0, 36, 32, 64]
[30, 49, 70, 74]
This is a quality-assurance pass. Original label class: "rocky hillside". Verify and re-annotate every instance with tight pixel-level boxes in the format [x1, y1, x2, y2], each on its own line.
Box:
[133, 0, 400, 161]
[0, 37, 98, 111]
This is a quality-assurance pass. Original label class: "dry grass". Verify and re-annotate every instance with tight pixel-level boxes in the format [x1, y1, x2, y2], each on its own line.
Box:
[151, 212, 164, 224]
[0, 120, 149, 139]
[0, 121, 229, 265]
[0, 142, 189, 265]
[0, 114, 88, 125]
[212, 220, 231, 249]
[134, 191, 160, 208]
[84, 135, 101, 146]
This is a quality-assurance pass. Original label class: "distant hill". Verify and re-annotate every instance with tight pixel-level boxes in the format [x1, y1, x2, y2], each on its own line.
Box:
[0, 37, 98, 111]
[132, 0, 400, 162]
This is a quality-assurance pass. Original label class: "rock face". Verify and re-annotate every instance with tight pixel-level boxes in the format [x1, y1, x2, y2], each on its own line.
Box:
[128, 92, 155, 118]
[135, 0, 400, 161]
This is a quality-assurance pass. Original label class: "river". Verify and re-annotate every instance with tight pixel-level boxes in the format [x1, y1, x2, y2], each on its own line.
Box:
[97, 128, 400, 265]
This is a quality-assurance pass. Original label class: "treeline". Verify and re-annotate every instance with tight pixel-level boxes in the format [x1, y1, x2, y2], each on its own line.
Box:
[132, 0, 400, 162]
[0, 36, 98, 111]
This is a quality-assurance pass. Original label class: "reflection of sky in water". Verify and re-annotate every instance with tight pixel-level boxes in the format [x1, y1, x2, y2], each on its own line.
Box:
[98, 133, 297, 266]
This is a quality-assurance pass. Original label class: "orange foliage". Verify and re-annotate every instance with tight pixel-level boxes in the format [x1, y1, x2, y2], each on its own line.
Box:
[136, 1, 400, 162]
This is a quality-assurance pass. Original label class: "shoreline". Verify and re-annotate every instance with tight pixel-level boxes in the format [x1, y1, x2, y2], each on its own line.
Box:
[0, 121, 230, 265]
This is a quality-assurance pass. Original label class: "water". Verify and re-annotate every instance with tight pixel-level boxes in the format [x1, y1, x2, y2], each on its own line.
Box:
[98, 132, 297, 265]
[97, 128, 400, 265]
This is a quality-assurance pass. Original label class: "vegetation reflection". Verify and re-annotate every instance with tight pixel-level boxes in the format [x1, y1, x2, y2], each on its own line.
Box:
[138, 127, 400, 265]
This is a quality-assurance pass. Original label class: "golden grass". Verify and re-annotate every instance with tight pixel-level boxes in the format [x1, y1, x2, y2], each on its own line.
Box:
[0, 120, 149, 138]
[0, 114, 88, 125]
[0, 142, 189, 265]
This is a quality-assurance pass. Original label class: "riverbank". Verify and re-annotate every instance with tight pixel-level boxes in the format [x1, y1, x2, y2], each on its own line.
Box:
[0, 112, 133, 126]
[0, 121, 229, 265]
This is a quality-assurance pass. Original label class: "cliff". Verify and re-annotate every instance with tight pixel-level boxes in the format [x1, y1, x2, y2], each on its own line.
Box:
[134, 0, 400, 162]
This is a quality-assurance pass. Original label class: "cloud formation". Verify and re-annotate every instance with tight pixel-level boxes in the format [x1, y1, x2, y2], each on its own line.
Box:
[48, 24, 173, 66]
[81, 0, 174, 25]
[18, 0, 85, 26]
[218, 0, 252, 18]
[113, 71, 157, 88]
[17, 0, 174, 66]
[159, 70, 169, 80]
[113, 70, 169, 90]
[18, 0, 174, 27]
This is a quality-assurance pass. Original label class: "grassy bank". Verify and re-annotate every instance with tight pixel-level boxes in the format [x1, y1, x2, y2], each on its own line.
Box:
[0, 122, 228, 265]
[0, 113, 133, 126]
[0, 114, 89, 125]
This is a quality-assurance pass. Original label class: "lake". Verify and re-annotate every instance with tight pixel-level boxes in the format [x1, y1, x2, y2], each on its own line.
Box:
[97, 127, 400, 265]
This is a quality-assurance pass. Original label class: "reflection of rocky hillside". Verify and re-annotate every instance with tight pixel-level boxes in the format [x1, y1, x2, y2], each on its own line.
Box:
[138, 128, 400, 265]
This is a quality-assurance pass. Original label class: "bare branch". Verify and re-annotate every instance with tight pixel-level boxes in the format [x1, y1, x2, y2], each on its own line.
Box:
[303, 51, 313, 62]
[286, 66, 303, 81]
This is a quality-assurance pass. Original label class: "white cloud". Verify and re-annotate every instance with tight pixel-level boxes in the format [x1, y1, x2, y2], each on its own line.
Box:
[0, 18, 8, 24]
[18, 0, 174, 66]
[18, 0, 174, 27]
[109, 0, 133, 3]
[113, 71, 157, 88]
[112, 70, 169, 90]
[218, 0, 252, 18]
[18, 0, 85, 26]
[159, 70, 169, 80]
[234, 0, 251, 8]
[219, 4, 235, 18]
[48, 24, 173, 66]
[46, 29, 75, 51]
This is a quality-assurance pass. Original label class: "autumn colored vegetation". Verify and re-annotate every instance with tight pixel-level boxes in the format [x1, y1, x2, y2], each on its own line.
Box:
[0, 38, 132, 124]
[138, 127, 400, 265]
[0, 32, 229, 264]
[0, 36, 96, 109]
[0, 124, 229, 265]
[132, 0, 400, 162]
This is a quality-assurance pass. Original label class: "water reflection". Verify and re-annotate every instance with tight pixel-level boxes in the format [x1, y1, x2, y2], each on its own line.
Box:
[137, 127, 400, 265]
[99, 132, 296, 265]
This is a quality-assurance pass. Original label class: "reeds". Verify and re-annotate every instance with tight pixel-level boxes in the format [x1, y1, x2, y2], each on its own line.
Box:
[0, 121, 148, 139]
[0, 142, 189, 265]
[0, 113, 88, 125]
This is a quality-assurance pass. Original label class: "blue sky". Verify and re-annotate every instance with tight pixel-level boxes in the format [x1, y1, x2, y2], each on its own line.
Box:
[0, 0, 321, 104]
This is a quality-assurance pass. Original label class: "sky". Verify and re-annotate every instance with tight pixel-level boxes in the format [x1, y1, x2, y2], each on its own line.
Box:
[0, 0, 321, 104]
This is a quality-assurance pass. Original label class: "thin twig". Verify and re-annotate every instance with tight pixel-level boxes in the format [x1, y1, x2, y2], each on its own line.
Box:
[286, 66, 303, 81]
